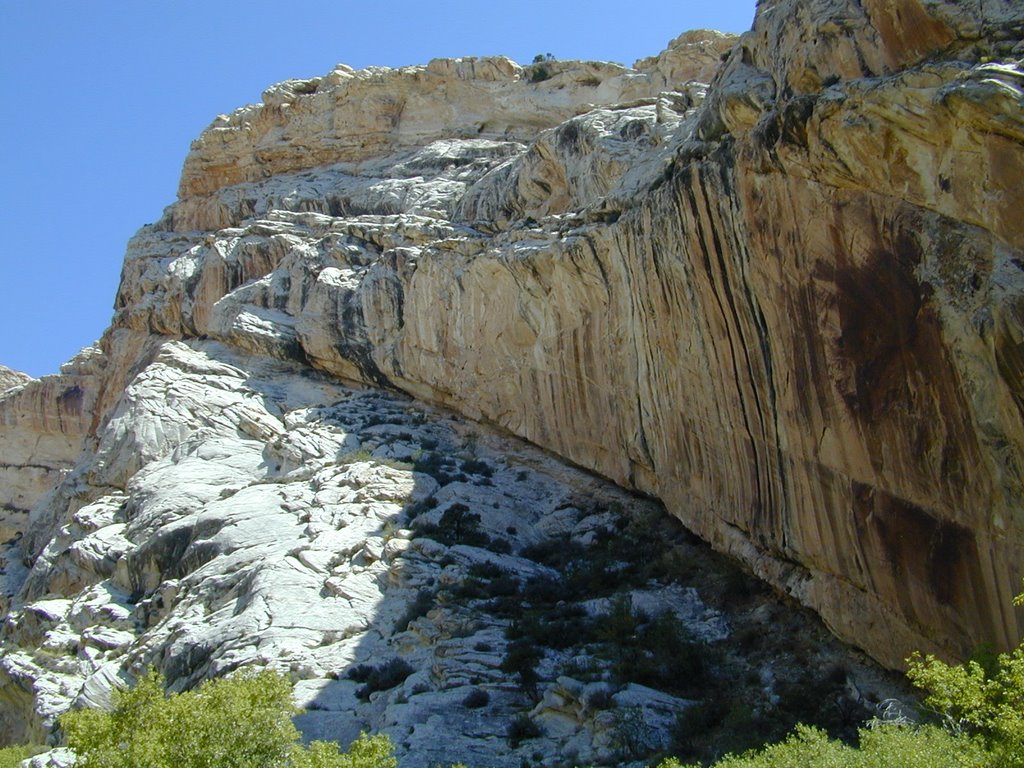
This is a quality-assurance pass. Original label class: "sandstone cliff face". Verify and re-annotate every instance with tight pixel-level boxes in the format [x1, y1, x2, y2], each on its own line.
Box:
[107, 0, 1024, 669]
[0, 350, 105, 544]
[2, 2, 1023, 755]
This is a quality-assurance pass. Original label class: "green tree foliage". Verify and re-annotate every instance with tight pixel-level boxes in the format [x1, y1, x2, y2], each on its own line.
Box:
[906, 646, 1024, 766]
[657, 722, 992, 768]
[290, 734, 395, 768]
[903, 586, 1024, 768]
[60, 668, 395, 768]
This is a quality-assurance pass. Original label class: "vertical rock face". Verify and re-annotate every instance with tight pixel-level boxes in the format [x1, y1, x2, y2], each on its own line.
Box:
[1, 4, 1022, 755]
[0, 350, 105, 543]
[109, 0, 1023, 669]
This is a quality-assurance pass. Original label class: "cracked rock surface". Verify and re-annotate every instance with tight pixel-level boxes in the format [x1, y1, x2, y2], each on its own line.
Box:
[2, 340, 904, 765]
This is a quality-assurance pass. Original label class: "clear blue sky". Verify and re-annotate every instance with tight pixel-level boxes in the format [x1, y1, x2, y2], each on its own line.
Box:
[0, 1, 755, 378]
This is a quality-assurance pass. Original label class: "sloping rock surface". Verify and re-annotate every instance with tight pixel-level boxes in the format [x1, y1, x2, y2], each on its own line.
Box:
[2, 339, 903, 765]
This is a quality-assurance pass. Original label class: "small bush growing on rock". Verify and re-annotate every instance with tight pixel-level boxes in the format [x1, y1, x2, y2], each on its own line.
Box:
[60, 667, 397, 768]
[507, 713, 543, 746]
[596, 594, 645, 646]
[486, 572, 520, 597]
[350, 658, 415, 700]
[485, 536, 512, 554]
[462, 563, 520, 599]
[462, 688, 490, 708]
[437, 505, 486, 545]
[411, 452, 466, 485]
[468, 561, 504, 579]
[584, 686, 615, 711]
[521, 539, 586, 569]
[347, 664, 375, 683]
[501, 638, 542, 701]
[404, 494, 438, 521]
[772, 663, 864, 740]
[340, 448, 374, 464]
[522, 574, 573, 606]
[413, 504, 490, 547]
[460, 458, 493, 477]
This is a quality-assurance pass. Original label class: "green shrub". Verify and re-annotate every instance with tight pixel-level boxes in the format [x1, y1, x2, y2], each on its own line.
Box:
[658, 722, 994, 768]
[906, 646, 1024, 767]
[437, 505, 485, 544]
[592, 599, 709, 696]
[348, 658, 415, 700]
[507, 713, 543, 746]
[501, 639, 542, 701]
[404, 494, 437, 521]
[290, 733, 395, 768]
[462, 688, 490, 709]
[411, 452, 466, 485]
[0, 744, 45, 768]
[413, 504, 490, 547]
[460, 458, 493, 478]
[522, 574, 574, 606]
[60, 667, 396, 768]
[62, 667, 297, 768]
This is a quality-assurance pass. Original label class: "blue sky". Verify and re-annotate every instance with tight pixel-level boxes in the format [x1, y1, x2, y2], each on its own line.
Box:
[0, 1, 755, 377]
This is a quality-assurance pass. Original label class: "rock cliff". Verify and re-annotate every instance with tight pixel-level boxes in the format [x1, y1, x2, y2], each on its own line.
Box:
[0, 351, 105, 544]
[123, 0, 1024, 668]
[2, 0, 1023, 760]
[0, 339, 904, 765]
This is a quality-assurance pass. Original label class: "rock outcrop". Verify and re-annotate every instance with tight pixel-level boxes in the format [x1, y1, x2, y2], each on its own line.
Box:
[0, 367, 32, 396]
[2, 0, 1023, 759]
[1, 338, 902, 765]
[110, 0, 1022, 669]
[0, 350, 105, 544]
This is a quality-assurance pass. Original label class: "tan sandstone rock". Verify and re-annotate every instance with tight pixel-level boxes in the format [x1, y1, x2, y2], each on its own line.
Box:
[123, 0, 1022, 671]
[0, 349, 106, 543]
[3, 0, 1021, 710]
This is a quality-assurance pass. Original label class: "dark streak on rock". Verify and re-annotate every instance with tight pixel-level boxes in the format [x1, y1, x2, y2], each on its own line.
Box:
[57, 386, 84, 417]
[832, 227, 928, 421]
[851, 481, 984, 636]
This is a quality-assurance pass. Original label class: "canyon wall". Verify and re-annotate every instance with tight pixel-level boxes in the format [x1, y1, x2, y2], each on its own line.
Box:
[4, 0, 1023, 697]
